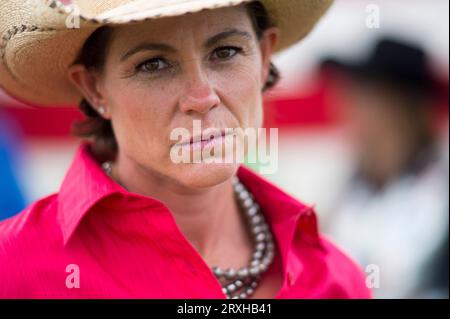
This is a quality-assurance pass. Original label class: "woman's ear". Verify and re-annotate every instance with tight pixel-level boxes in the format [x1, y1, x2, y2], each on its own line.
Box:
[259, 27, 279, 86]
[67, 64, 110, 119]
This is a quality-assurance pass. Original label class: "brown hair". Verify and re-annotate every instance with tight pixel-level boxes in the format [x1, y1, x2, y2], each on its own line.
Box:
[72, 1, 280, 161]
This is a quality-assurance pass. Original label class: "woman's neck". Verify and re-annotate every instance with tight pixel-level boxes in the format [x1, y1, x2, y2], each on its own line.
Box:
[109, 155, 254, 268]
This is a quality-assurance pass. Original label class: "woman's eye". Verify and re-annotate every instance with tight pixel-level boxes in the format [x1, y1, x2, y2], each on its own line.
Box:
[136, 58, 169, 73]
[212, 46, 242, 60]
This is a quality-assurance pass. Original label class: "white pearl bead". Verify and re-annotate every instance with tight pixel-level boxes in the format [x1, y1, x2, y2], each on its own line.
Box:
[248, 206, 258, 217]
[251, 260, 259, 267]
[237, 268, 249, 278]
[253, 251, 263, 260]
[234, 183, 244, 192]
[225, 268, 237, 279]
[251, 215, 262, 224]
[252, 225, 262, 234]
[239, 190, 250, 200]
[256, 233, 266, 242]
[249, 267, 259, 276]
[227, 283, 236, 292]
[243, 198, 253, 208]
[256, 242, 265, 251]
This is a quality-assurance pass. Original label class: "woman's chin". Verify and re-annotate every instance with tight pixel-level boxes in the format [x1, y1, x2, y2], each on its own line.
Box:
[172, 162, 240, 188]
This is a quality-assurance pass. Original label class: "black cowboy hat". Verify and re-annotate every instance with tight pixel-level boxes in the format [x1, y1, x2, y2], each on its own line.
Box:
[321, 37, 440, 95]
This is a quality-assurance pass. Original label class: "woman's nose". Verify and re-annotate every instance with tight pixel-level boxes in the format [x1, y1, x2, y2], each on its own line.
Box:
[178, 67, 221, 114]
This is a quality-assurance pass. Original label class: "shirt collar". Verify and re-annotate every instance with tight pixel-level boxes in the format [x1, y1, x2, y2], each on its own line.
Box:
[237, 165, 326, 288]
[58, 142, 326, 284]
[57, 142, 124, 245]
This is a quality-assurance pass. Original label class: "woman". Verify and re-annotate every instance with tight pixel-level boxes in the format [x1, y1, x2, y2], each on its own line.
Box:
[0, 0, 370, 299]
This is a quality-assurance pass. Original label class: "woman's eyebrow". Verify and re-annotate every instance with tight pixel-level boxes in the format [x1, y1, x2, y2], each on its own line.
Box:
[120, 43, 176, 61]
[120, 28, 252, 62]
[204, 28, 252, 48]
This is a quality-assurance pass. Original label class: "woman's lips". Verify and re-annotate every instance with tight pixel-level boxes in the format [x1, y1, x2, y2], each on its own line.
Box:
[175, 129, 235, 152]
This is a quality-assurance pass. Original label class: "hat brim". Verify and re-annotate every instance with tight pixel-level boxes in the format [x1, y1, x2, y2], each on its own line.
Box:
[320, 57, 370, 77]
[0, 0, 333, 107]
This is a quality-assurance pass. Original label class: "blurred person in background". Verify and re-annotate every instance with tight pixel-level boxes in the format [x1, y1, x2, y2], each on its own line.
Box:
[321, 37, 449, 298]
[0, 108, 26, 220]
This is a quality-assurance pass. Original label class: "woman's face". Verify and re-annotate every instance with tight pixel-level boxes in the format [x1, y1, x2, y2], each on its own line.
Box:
[73, 5, 278, 188]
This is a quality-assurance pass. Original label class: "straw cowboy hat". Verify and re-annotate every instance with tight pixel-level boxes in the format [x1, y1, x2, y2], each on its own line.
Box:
[0, 0, 333, 107]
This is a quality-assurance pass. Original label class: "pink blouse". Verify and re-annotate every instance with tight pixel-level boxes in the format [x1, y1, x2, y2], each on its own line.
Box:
[0, 142, 371, 298]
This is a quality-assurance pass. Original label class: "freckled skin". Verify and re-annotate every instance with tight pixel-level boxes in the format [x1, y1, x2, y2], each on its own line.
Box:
[67, 5, 280, 298]
[96, 6, 270, 189]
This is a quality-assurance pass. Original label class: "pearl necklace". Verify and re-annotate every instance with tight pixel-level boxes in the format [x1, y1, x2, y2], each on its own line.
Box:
[101, 161, 275, 299]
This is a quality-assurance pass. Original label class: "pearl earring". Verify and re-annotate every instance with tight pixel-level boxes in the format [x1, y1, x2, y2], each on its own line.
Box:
[97, 106, 105, 114]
